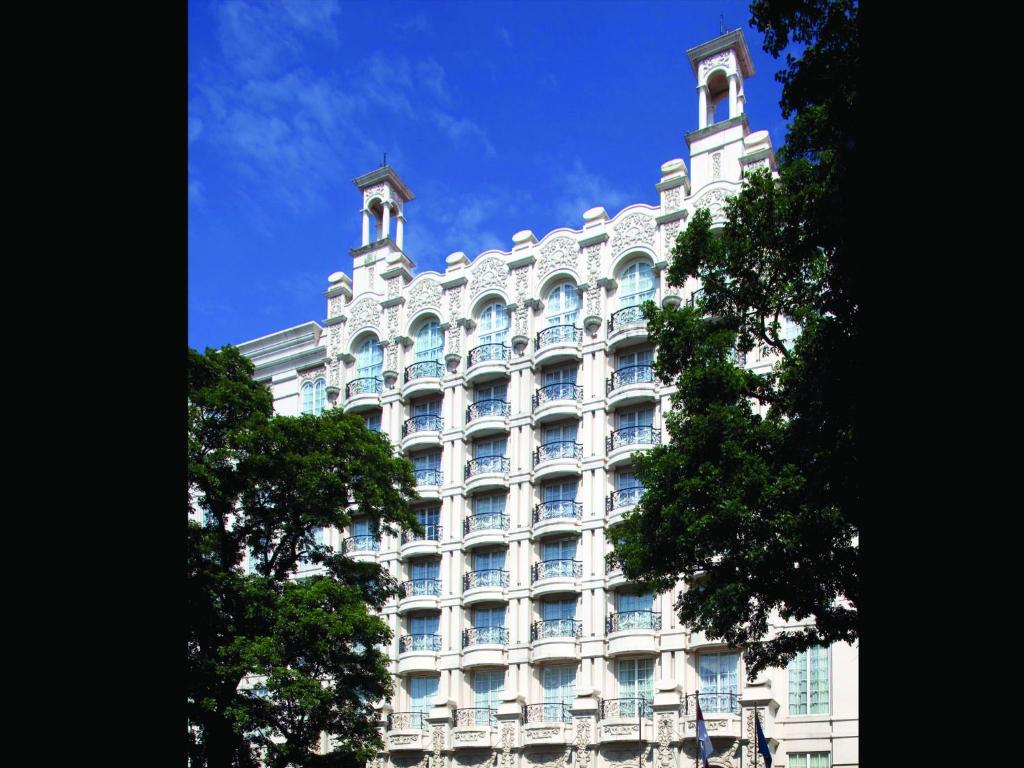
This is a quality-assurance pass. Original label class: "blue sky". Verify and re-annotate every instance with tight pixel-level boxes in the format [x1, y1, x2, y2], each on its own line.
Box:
[188, 0, 792, 351]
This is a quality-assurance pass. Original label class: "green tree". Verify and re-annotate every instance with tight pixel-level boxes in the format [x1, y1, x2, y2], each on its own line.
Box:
[607, 0, 859, 678]
[188, 346, 419, 767]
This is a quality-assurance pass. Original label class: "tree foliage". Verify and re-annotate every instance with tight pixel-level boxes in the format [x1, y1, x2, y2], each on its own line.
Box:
[187, 346, 418, 767]
[607, 0, 859, 678]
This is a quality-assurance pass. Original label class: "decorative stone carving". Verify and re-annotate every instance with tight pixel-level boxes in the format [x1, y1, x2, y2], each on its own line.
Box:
[431, 726, 444, 768]
[387, 277, 401, 299]
[455, 752, 494, 768]
[657, 716, 674, 768]
[390, 734, 420, 745]
[348, 297, 382, 334]
[663, 187, 681, 211]
[499, 724, 515, 767]
[610, 212, 656, 255]
[408, 279, 443, 316]
[470, 256, 508, 298]
[744, 159, 769, 172]
[663, 220, 681, 253]
[525, 727, 560, 739]
[693, 189, 731, 222]
[699, 51, 732, 78]
[386, 305, 399, 337]
[328, 294, 345, 318]
[453, 731, 486, 743]
[574, 719, 590, 768]
[367, 258, 376, 285]
[536, 236, 577, 277]
[524, 751, 561, 767]
[328, 324, 341, 354]
[602, 748, 642, 768]
[299, 365, 326, 382]
[713, 153, 721, 180]
[328, 359, 340, 389]
[384, 342, 398, 375]
[602, 724, 638, 736]
[583, 243, 602, 317]
[446, 285, 463, 324]
[447, 324, 461, 356]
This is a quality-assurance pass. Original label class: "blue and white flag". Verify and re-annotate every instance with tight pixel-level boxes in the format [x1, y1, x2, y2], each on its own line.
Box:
[754, 711, 773, 768]
[695, 699, 713, 768]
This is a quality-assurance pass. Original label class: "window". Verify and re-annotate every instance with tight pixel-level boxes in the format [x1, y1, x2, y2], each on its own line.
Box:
[545, 282, 580, 343]
[475, 382, 508, 402]
[410, 676, 439, 726]
[617, 407, 654, 430]
[541, 480, 578, 517]
[411, 559, 439, 582]
[617, 657, 654, 717]
[542, 664, 576, 720]
[301, 381, 314, 414]
[414, 507, 440, 539]
[616, 591, 654, 629]
[356, 338, 383, 380]
[473, 494, 507, 528]
[472, 549, 506, 587]
[698, 652, 739, 713]
[473, 669, 504, 723]
[414, 319, 444, 362]
[616, 348, 654, 386]
[474, 437, 508, 473]
[788, 646, 830, 715]
[410, 614, 440, 648]
[618, 348, 653, 369]
[780, 316, 801, 350]
[787, 753, 829, 768]
[479, 301, 509, 346]
[412, 399, 441, 417]
[542, 598, 576, 621]
[364, 411, 382, 432]
[619, 261, 655, 308]
[300, 527, 325, 566]
[413, 452, 441, 484]
[541, 423, 579, 460]
[544, 366, 578, 386]
[472, 606, 506, 645]
[616, 469, 644, 507]
[542, 539, 578, 576]
[301, 379, 326, 414]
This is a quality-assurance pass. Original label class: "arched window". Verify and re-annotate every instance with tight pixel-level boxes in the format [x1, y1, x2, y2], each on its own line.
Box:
[414, 319, 444, 362]
[301, 381, 314, 414]
[357, 338, 383, 380]
[544, 282, 579, 344]
[301, 379, 327, 415]
[478, 301, 509, 346]
[619, 261, 655, 308]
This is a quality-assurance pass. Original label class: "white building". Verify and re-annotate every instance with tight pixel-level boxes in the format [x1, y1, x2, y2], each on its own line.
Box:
[237, 30, 857, 768]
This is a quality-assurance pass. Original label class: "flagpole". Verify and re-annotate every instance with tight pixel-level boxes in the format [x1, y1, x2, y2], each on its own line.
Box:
[752, 707, 758, 768]
[694, 690, 699, 768]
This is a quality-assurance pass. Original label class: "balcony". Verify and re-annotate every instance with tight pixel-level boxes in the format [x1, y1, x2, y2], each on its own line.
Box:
[605, 426, 661, 467]
[466, 343, 510, 383]
[683, 692, 741, 716]
[531, 618, 581, 641]
[531, 499, 582, 540]
[605, 364, 658, 410]
[532, 441, 583, 482]
[397, 633, 441, 674]
[399, 523, 442, 559]
[535, 325, 583, 367]
[532, 382, 583, 424]
[401, 414, 443, 452]
[606, 610, 661, 656]
[397, 578, 441, 613]
[342, 535, 380, 559]
[524, 702, 572, 725]
[344, 377, 382, 412]
[402, 361, 444, 400]
[606, 486, 644, 527]
[607, 306, 649, 350]
[531, 559, 582, 597]
[413, 468, 443, 500]
[465, 399, 511, 439]
[598, 698, 654, 742]
[386, 711, 429, 751]
[680, 693, 742, 741]
[461, 627, 509, 668]
[462, 569, 509, 605]
[454, 707, 497, 728]
[462, 512, 509, 549]
[464, 456, 510, 494]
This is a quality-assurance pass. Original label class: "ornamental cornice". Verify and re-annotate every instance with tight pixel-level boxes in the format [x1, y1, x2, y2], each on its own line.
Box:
[381, 296, 405, 308]
[469, 256, 509, 298]
[577, 231, 608, 247]
[347, 296, 383, 335]
[322, 315, 346, 327]
[407, 278, 444, 316]
[609, 212, 656, 255]
[535, 235, 579, 278]
[655, 209, 689, 225]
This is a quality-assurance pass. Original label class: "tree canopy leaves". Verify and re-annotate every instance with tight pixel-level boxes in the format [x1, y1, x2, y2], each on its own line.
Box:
[187, 346, 418, 767]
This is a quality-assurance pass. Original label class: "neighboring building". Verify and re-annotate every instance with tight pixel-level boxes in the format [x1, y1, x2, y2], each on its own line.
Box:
[238, 29, 857, 768]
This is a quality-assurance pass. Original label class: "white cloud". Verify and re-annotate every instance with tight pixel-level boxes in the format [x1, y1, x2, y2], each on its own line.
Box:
[553, 158, 631, 224]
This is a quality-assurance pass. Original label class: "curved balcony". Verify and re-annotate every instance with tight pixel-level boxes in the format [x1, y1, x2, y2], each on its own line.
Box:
[534, 325, 583, 367]
[344, 376, 383, 413]
[532, 382, 583, 424]
[399, 523, 442, 559]
[466, 343, 511, 384]
[462, 569, 509, 605]
[462, 512, 509, 549]
[599, 697, 653, 720]
[461, 627, 509, 668]
[606, 486, 644, 527]
[530, 559, 582, 597]
[465, 399, 511, 439]
[524, 702, 572, 725]
[454, 707, 497, 728]
[682, 692, 741, 716]
[464, 456, 510, 494]
[401, 414, 443, 452]
[397, 578, 441, 613]
[397, 633, 441, 674]
[532, 441, 582, 482]
[413, 468, 443, 500]
[531, 500, 582, 540]
[342, 535, 380, 562]
[606, 610, 661, 656]
[607, 306, 649, 350]
[402, 361, 444, 400]
[605, 364, 658, 410]
[605, 426, 661, 468]
[530, 618, 581, 641]
[386, 711, 429, 751]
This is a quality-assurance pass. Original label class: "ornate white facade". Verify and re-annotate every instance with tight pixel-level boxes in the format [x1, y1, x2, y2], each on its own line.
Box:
[237, 30, 857, 768]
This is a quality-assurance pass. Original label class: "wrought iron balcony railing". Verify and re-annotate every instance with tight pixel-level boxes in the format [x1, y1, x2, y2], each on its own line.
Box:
[531, 559, 583, 582]
[399, 634, 442, 653]
[466, 399, 511, 423]
[606, 610, 662, 633]
[468, 343, 510, 367]
[400, 524, 442, 545]
[530, 618, 582, 641]
[463, 512, 510, 535]
[532, 382, 583, 410]
[346, 377, 382, 398]
[403, 414, 443, 437]
[462, 626, 509, 647]
[413, 468, 443, 486]
[605, 426, 660, 452]
[606, 364, 656, 394]
[404, 360, 444, 382]
[533, 441, 582, 467]
[399, 578, 442, 598]
[387, 711, 428, 731]
[463, 569, 509, 590]
[465, 456, 510, 478]
[606, 486, 644, 513]
[533, 500, 583, 523]
[536, 325, 582, 348]
[455, 707, 497, 727]
[608, 305, 647, 333]
[685, 288, 704, 308]
[342, 535, 380, 553]
[600, 698, 653, 720]
[682, 692, 741, 716]
[523, 702, 572, 724]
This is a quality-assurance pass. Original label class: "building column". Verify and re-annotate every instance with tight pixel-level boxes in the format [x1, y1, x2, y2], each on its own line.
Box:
[728, 74, 738, 118]
[697, 85, 708, 129]
[396, 215, 405, 249]
[382, 203, 391, 240]
[361, 209, 370, 245]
